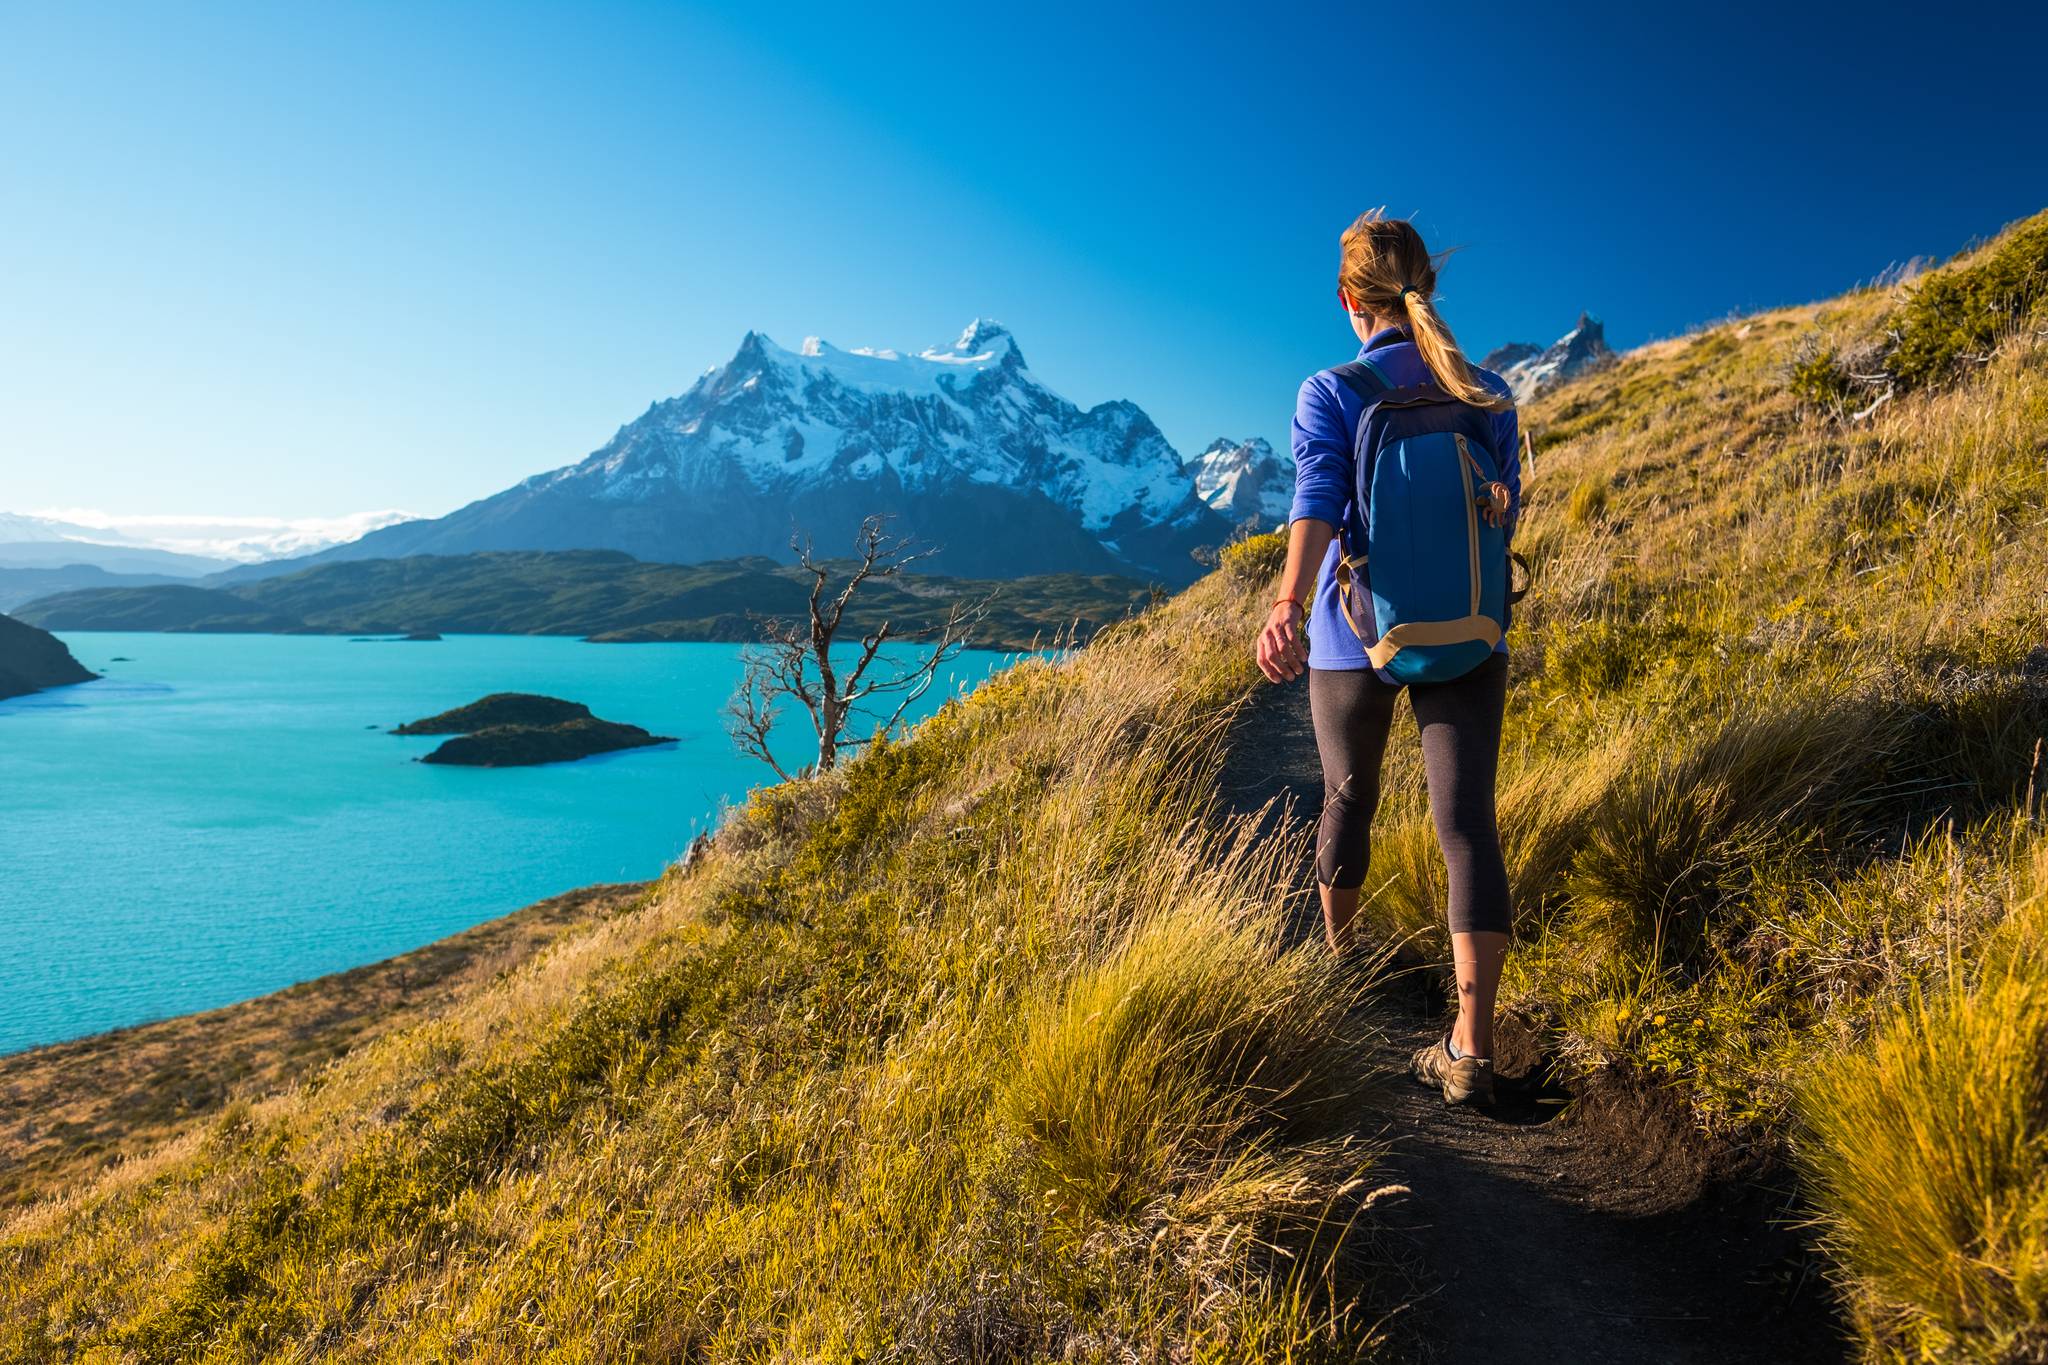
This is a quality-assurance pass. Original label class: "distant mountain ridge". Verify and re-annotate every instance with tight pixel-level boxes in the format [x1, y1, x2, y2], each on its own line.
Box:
[14, 549, 1154, 653]
[0, 533, 230, 578]
[1482, 313, 1616, 401]
[0, 511, 415, 571]
[240, 321, 1232, 586]
[0, 565, 189, 613]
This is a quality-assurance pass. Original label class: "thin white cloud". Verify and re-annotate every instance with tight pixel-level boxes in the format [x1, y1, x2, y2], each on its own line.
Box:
[22, 508, 420, 562]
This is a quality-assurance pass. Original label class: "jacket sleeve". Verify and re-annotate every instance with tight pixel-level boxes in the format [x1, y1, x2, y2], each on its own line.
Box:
[1487, 379, 1522, 545]
[1288, 374, 1352, 528]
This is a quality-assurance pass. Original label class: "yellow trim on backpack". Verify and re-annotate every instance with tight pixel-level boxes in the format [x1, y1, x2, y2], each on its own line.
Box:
[1365, 616, 1502, 669]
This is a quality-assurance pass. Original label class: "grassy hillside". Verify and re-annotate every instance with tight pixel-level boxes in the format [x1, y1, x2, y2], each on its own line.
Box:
[1, 211, 2042, 1362]
[12, 550, 1157, 653]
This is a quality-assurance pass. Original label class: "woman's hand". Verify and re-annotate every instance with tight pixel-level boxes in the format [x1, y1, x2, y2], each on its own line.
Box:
[1481, 481, 1512, 528]
[1261, 517, 1331, 683]
[1256, 600, 1309, 683]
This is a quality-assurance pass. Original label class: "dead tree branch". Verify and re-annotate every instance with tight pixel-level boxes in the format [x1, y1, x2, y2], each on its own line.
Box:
[724, 515, 992, 778]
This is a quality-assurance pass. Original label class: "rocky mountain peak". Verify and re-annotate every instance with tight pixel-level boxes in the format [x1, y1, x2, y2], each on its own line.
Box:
[1482, 314, 1617, 402]
[1195, 435, 1274, 461]
[1186, 437, 1291, 530]
[1479, 341, 1540, 372]
[940, 317, 1023, 369]
[1559, 313, 1606, 356]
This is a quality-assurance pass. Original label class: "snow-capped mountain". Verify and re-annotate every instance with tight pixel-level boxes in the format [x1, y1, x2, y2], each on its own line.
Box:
[1186, 437, 1292, 530]
[1482, 314, 1616, 402]
[256, 320, 1232, 584]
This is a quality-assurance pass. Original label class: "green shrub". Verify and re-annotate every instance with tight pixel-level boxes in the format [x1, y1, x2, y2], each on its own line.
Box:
[1789, 339, 1861, 411]
[1888, 211, 2048, 391]
[1220, 530, 1288, 586]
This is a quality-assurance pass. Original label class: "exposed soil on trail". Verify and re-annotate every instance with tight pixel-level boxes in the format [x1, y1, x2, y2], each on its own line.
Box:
[1220, 679, 1848, 1364]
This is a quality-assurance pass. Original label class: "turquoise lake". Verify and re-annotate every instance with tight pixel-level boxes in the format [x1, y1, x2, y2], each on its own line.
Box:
[0, 632, 1019, 1055]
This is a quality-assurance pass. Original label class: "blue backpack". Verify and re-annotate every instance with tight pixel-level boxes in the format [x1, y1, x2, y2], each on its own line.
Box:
[1328, 357, 1522, 684]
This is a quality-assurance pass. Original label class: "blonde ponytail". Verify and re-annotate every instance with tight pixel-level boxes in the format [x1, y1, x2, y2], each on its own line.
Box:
[1338, 210, 1510, 412]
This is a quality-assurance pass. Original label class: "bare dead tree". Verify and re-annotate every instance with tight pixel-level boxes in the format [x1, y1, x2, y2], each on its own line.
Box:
[724, 516, 992, 778]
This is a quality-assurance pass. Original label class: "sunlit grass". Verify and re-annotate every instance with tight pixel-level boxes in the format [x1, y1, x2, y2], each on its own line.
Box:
[1798, 835, 2048, 1361]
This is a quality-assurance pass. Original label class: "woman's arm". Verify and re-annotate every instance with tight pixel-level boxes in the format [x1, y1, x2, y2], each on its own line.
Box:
[1257, 375, 1351, 684]
[1256, 516, 1335, 682]
[1490, 397, 1522, 542]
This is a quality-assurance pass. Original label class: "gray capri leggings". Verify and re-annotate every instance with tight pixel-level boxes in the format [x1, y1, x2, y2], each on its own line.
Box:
[1307, 653, 1512, 936]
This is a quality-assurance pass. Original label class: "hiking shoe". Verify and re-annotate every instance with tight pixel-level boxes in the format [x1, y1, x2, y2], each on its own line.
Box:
[1410, 1036, 1495, 1107]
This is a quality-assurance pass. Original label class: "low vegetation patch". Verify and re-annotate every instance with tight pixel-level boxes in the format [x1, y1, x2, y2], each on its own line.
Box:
[1790, 208, 2048, 417]
[1888, 212, 2048, 391]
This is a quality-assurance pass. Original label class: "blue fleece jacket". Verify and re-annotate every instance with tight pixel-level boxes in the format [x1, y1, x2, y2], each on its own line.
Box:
[1287, 324, 1521, 673]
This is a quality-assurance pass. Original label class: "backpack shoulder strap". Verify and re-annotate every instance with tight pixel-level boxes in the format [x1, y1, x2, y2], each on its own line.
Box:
[1373, 381, 1460, 409]
[1330, 358, 1395, 404]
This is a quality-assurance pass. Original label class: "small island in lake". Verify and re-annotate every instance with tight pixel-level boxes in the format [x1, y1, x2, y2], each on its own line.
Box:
[394, 692, 675, 767]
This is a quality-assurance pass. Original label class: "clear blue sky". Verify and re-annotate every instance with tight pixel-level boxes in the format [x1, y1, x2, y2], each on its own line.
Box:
[3, 1, 2042, 520]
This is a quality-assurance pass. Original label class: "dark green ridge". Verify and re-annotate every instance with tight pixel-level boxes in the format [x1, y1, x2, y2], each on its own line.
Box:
[13, 549, 1156, 653]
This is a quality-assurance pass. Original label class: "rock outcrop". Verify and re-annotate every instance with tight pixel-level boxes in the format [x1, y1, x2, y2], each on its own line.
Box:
[0, 613, 95, 701]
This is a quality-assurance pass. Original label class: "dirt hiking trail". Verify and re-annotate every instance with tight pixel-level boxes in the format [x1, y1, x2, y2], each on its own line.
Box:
[1218, 678, 1846, 1364]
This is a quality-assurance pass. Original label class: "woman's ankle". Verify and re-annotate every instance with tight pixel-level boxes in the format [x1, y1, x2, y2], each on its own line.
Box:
[1450, 1020, 1493, 1060]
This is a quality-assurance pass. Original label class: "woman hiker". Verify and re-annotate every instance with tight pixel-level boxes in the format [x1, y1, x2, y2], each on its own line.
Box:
[1254, 210, 1522, 1108]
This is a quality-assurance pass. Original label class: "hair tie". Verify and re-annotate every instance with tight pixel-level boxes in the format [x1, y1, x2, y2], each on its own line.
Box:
[1398, 285, 1419, 304]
